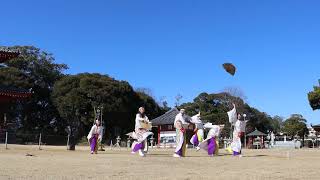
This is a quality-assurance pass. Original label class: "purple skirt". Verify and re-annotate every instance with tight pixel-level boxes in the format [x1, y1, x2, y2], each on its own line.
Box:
[90, 134, 98, 152]
[207, 137, 216, 156]
[132, 142, 144, 152]
[191, 135, 199, 147]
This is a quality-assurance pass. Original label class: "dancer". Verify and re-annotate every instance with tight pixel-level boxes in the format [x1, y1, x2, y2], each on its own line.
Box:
[173, 109, 189, 158]
[198, 123, 224, 156]
[190, 112, 204, 150]
[87, 119, 102, 154]
[227, 104, 247, 157]
[131, 107, 153, 157]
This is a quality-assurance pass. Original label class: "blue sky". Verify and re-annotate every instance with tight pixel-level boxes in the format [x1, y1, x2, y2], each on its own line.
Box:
[1, 0, 320, 124]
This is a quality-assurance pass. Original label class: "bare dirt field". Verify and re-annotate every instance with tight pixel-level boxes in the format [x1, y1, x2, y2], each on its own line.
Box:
[0, 144, 320, 180]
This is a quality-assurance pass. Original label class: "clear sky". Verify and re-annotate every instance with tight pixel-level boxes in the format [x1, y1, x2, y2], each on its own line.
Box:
[1, 0, 320, 124]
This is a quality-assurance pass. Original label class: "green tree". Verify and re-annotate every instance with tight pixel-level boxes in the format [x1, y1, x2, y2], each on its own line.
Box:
[0, 46, 67, 134]
[135, 91, 164, 119]
[158, 96, 171, 112]
[52, 73, 163, 142]
[308, 80, 320, 110]
[269, 116, 284, 133]
[244, 107, 273, 133]
[282, 114, 308, 138]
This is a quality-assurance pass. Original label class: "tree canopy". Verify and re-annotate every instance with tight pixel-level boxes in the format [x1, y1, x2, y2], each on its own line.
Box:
[1, 45, 302, 144]
[1, 46, 164, 140]
[282, 114, 308, 138]
[308, 80, 320, 110]
[0, 46, 67, 134]
[52, 73, 163, 140]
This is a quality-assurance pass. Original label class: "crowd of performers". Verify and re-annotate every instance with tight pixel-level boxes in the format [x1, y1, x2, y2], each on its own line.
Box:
[87, 104, 248, 158]
[173, 109, 225, 158]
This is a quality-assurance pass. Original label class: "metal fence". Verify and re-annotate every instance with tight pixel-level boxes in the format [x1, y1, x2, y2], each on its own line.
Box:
[0, 132, 69, 150]
[0, 132, 159, 150]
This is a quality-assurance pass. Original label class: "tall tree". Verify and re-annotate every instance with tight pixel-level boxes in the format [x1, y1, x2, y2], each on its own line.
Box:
[269, 116, 284, 133]
[308, 80, 320, 110]
[222, 86, 248, 102]
[175, 93, 183, 107]
[0, 46, 67, 134]
[282, 114, 308, 138]
[52, 73, 163, 142]
[158, 96, 171, 112]
[135, 91, 164, 119]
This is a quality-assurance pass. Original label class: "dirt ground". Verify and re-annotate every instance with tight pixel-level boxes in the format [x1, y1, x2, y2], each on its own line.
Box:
[0, 144, 320, 180]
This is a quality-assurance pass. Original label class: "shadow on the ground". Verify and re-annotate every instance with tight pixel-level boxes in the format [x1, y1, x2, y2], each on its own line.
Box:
[242, 155, 268, 158]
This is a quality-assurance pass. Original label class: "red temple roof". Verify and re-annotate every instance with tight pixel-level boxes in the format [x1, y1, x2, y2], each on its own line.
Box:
[0, 49, 20, 63]
[0, 48, 30, 101]
[0, 86, 32, 102]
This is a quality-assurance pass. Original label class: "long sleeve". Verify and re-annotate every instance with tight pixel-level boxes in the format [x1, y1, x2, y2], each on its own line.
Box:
[135, 114, 149, 130]
[135, 114, 142, 130]
[87, 125, 95, 140]
[239, 121, 247, 133]
[174, 114, 181, 128]
[227, 107, 237, 124]
[98, 127, 103, 141]
[190, 115, 201, 124]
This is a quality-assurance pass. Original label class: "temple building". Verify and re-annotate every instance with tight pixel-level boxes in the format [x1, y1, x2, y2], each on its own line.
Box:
[0, 49, 32, 134]
[0, 49, 20, 63]
[311, 124, 320, 135]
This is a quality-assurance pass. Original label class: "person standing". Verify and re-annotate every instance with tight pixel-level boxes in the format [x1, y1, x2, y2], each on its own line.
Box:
[87, 119, 102, 154]
[228, 104, 247, 157]
[173, 109, 189, 158]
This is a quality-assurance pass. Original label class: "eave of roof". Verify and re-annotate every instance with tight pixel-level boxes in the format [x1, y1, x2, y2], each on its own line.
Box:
[0, 49, 20, 63]
[151, 108, 179, 126]
[246, 129, 267, 136]
[0, 86, 32, 99]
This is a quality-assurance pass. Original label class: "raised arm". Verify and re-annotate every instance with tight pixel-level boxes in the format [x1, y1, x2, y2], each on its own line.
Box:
[228, 104, 237, 125]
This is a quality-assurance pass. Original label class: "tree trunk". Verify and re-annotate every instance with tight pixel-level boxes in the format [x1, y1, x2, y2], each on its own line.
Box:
[68, 135, 76, 151]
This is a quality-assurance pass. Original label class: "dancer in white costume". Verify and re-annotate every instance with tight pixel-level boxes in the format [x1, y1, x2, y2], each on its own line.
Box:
[131, 107, 153, 157]
[198, 123, 224, 156]
[227, 104, 247, 156]
[189, 112, 204, 150]
[173, 109, 189, 158]
[87, 119, 102, 154]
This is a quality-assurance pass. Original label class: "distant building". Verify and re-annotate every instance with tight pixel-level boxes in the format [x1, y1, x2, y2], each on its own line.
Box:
[304, 125, 320, 148]
[308, 126, 317, 138]
[151, 108, 195, 147]
[0, 49, 32, 135]
[311, 124, 320, 136]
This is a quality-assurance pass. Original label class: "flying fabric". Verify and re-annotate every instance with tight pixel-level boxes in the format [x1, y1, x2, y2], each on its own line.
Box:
[223, 63, 236, 76]
[227, 106, 237, 124]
